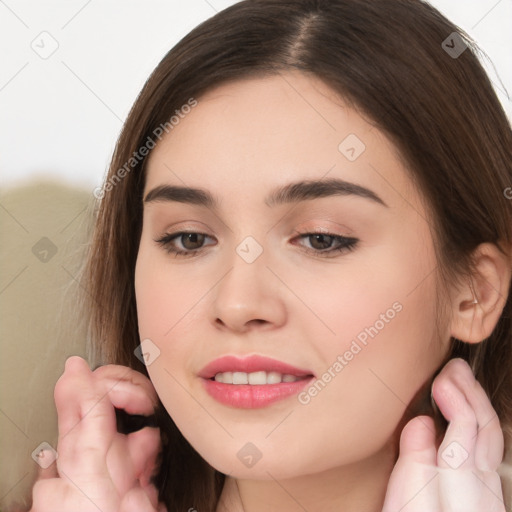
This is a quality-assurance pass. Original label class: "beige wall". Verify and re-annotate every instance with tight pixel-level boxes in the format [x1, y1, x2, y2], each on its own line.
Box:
[0, 181, 93, 511]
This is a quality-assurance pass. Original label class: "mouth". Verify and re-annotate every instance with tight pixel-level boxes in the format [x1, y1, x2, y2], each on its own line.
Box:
[198, 355, 315, 408]
[198, 354, 315, 382]
[209, 370, 311, 385]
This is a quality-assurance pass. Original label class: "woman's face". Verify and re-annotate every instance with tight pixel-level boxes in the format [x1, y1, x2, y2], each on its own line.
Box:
[134, 71, 449, 479]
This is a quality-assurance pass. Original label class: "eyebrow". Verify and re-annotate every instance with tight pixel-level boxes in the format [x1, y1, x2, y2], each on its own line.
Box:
[143, 178, 388, 208]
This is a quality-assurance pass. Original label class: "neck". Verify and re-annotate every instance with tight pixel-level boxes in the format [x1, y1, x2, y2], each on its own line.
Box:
[216, 441, 397, 512]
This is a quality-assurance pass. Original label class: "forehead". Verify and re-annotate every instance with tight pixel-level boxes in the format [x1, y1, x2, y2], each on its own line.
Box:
[143, 71, 421, 213]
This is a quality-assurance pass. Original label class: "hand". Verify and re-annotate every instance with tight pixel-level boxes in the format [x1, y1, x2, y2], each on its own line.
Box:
[30, 356, 166, 512]
[382, 358, 506, 512]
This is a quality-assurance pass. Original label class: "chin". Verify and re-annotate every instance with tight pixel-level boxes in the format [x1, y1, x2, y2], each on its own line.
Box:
[209, 457, 306, 480]
[196, 440, 324, 481]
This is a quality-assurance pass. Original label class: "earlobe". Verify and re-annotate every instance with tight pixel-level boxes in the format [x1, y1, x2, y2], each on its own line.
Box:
[449, 243, 511, 344]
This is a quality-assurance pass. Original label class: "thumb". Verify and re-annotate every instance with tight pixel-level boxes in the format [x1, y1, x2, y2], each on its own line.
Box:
[382, 416, 439, 512]
[399, 415, 437, 464]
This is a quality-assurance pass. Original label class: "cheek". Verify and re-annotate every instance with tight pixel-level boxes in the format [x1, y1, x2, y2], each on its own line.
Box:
[310, 237, 442, 437]
[134, 245, 212, 339]
[134, 247, 217, 431]
[286, 288, 437, 476]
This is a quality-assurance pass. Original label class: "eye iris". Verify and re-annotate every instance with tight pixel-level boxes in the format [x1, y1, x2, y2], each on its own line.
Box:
[182, 233, 205, 250]
[310, 234, 332, 250]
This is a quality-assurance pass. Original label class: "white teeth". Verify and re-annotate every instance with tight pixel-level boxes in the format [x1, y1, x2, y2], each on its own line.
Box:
[213, 371, 301, 384]
[266, 371, 282, 384]
[248, 371, 266, 385]
[233, 372, 248, 384]
[214, 371, 232, 383]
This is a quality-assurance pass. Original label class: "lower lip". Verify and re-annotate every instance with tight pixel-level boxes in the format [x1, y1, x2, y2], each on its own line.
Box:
[201, 376, 315, 409]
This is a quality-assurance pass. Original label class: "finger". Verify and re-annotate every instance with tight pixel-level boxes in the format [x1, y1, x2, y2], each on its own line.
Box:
[54, 356, 93, 437]
[118, 486, 158, 512]
[382, 416, 439, 512]
[55, 356, 116, 475]
[99, 378, 158, 417]
[31, 478, 86, 512]
[105, 426, 161, 494]
[31, 479, 63, 512]
[127, 427, 162, 486]
[142, 483, 160, 510]
[432, 364, 477, 470]
[399, 415, 437, 465]
[445, 358, 504, 471]
[93, 365, 158, 409]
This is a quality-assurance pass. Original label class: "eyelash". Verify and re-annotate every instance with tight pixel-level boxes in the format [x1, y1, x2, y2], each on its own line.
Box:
[154, 230, 359, 258]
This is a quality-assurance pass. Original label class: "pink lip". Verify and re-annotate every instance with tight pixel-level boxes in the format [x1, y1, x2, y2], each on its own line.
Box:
[198, 355, 315, 379]
[198, 355, 315, 409]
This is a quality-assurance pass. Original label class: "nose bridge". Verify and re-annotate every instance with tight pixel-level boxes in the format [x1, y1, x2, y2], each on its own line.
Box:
[211, 233, 286, 331]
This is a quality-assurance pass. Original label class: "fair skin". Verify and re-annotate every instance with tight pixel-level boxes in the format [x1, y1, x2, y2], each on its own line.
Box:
[31, 72, 510, 512]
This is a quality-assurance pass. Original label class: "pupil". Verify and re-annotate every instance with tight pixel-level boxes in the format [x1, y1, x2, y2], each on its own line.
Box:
[183, 233, 204, 249]
[311, 234, 332, 250]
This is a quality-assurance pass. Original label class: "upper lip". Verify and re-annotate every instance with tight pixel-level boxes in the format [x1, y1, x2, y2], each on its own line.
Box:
[198, 355, 315, 379]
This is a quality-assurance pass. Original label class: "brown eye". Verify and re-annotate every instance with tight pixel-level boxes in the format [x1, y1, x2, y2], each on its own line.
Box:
[292, 231, 359, 257]
[180, 233, 206, 250]
[308, 234, 335, 250]
[155, 231, 216, 257]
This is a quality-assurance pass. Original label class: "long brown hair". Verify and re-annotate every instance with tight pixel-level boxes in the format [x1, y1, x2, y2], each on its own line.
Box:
[81, 1, 512, 510]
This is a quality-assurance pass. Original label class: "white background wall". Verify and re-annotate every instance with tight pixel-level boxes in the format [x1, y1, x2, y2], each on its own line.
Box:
[1, 0, 511, 191]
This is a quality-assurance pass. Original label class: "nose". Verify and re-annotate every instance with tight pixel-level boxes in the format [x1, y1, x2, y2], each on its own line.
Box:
[211, 250, 287, 333]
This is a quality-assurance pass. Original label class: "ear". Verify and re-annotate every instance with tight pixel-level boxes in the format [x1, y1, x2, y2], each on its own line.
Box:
[450, 242, 511, 344]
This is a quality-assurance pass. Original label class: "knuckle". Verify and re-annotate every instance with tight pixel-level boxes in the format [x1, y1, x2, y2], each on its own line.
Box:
[31, 480, 54, 511]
